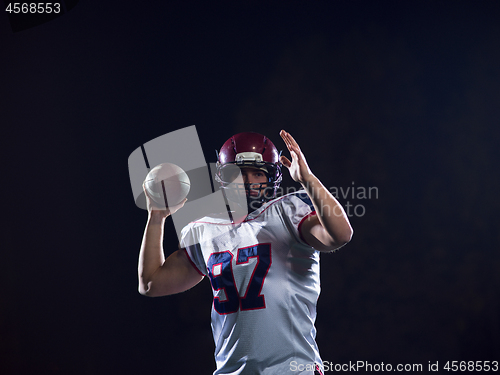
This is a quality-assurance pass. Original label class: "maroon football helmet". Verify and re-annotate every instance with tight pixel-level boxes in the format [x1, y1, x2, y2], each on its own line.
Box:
[216, 132, 282, 209]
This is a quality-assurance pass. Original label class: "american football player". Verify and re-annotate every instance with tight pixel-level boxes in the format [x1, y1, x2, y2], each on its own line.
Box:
[138, 130, 353, 375]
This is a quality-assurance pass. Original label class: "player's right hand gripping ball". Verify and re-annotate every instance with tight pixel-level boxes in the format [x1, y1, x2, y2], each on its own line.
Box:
[144, 163, 190, 208]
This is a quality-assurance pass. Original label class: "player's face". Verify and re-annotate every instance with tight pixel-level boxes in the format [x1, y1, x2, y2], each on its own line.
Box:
[240, 167, 268, 197]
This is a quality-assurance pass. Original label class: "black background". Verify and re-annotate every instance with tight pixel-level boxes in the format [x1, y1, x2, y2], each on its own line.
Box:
[1, 1, 499, 374]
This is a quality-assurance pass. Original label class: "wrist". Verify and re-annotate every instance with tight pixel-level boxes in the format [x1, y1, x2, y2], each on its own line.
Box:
[300, 174, 319, 189]
[148, 210, 168, 224]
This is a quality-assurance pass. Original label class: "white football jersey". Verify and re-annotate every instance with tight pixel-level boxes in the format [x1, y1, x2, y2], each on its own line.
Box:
[180, 191, 323, 375]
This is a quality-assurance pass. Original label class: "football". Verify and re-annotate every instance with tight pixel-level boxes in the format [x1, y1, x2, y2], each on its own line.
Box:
[144, 163, 190, 208]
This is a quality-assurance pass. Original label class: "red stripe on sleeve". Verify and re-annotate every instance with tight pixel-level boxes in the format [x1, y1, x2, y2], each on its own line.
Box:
[297, 211, 317, 246]
[183, 248, 205, 277]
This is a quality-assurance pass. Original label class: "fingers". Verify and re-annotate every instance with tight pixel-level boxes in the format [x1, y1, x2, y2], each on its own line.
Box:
[169, 198, 188, 215]
[142, 181, 172, 214]
[280, 155, 292, 168]
[280, 129, 301, 159]
[280, 129, 292, 150]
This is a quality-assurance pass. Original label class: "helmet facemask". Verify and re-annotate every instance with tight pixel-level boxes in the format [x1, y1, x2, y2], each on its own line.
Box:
[216, 152, 282, 213]
[216, 132, 283, 214]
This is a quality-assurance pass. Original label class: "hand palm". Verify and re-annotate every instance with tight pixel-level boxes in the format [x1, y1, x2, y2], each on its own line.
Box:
[279, 130, 312, 184]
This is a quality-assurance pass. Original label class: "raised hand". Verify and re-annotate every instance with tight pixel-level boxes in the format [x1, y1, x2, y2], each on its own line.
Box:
[279, 130, 313, 184]
[142, 182, 187, 218]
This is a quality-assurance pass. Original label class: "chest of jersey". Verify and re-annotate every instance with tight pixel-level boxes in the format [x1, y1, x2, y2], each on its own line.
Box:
[181, 193, 323, 374]
[201, 217, 291, 314]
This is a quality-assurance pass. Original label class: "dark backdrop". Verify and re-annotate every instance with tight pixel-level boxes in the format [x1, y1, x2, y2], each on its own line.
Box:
[1, 1, 499, 374]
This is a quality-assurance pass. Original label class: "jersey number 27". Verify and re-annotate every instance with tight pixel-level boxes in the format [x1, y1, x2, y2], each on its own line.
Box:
[207, 243, 272, 315]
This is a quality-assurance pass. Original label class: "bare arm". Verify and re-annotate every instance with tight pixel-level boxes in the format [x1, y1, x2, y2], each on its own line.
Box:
[138, 190, 204, 297]
[280, 130, 353, 252]
[299, 175, 353, 251]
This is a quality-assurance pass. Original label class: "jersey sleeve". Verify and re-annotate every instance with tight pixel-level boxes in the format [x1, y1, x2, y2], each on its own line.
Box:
[180, 225, 208, 276]
[281, 191, 317, 247]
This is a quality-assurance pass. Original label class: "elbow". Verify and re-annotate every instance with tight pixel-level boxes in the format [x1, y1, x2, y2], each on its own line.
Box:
[138, 286, 160, 297]
[138, 285, 151, 297]
[332, 228, 353, 249]
[138, 280, 158, 297]
[342, 227, 353, 244]
[138, 279, 172, 297]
